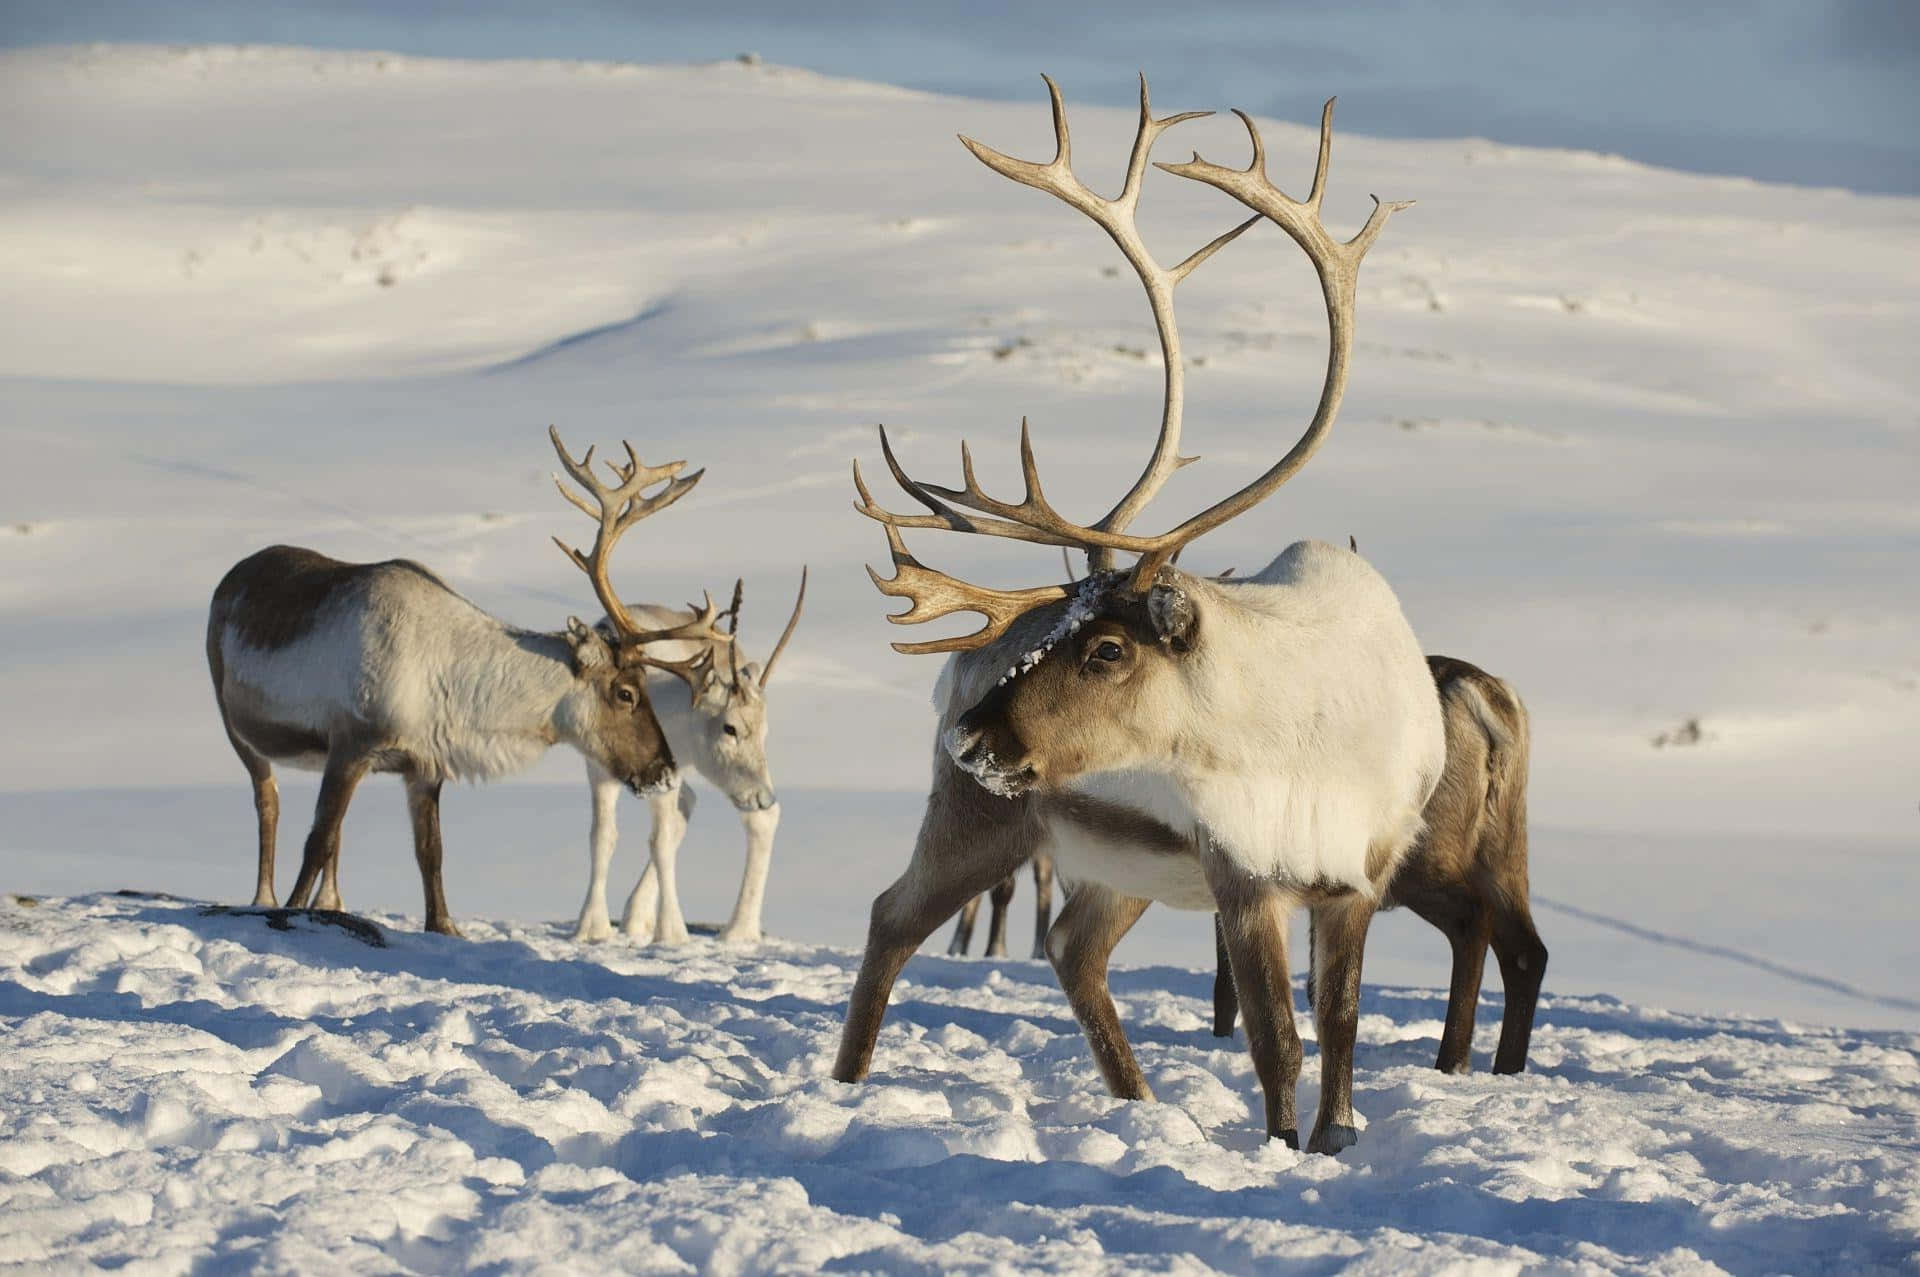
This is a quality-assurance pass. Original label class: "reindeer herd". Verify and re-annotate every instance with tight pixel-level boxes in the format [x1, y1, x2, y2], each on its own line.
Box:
[204, 76, 1545, 1155]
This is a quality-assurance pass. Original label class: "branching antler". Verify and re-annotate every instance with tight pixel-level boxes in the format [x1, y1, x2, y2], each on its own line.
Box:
[962, 74, 1261, 564]
[860, 465, 1070, 654]
[853, 81, 1411, 651]
[548, 426, 734, 662]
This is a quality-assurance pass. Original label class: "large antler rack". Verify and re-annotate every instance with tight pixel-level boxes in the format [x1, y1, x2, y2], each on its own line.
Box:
[855, 80, 1411, 654]
[548, 426, 737, 669]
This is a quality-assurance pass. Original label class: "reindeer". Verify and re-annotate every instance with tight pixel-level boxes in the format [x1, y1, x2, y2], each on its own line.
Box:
[832, 77, 1440, 1155]
[1211, 654, 1546, 1074]
[206, 427, 733, 937]
[573, 570, 807, 946]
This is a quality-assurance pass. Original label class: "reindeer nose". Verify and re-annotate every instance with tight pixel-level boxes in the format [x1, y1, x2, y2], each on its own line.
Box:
[945, 723, 987, 767]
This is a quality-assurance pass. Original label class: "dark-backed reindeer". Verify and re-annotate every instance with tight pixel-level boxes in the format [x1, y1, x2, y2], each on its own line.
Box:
[832, 77, 1440, 1155]
[574, 570, 807, 946]
[1212, 654, 1547, 1075]
[206, 427, 734, 936]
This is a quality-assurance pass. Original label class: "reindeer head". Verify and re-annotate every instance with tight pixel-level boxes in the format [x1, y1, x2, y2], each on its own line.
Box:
[560, 616, 679, 796]
[549, 426, 739, 798]
[642, 569, 806, 813]
[943, 568, 1213, 797]
[855, 77, 1408, 798]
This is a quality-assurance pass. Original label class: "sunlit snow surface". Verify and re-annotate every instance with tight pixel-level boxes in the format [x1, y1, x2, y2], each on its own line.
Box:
[4, 893, 1917, 1273]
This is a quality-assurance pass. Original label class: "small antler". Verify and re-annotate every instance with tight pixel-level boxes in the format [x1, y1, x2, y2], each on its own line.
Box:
[627, 590, 740, 687]
[757, 566, 808, 687]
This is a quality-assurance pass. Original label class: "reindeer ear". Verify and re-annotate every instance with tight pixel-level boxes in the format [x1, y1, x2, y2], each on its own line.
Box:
[565, 617, 615, 671]
[740, 661, 763, 686]
[1146, 568, 1198, 652]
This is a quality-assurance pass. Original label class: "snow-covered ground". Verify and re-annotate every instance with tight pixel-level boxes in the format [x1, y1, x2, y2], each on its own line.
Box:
[6, 892, 1919, 1272]
[3, 44, 1918, 1271]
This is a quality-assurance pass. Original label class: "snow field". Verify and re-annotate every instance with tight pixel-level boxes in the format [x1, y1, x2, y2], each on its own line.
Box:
[3, 893, 1917, 1272]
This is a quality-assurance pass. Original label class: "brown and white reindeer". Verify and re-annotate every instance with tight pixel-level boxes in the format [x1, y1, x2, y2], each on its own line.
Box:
[206, 427, 733, 937]
[573, 569, 807, 946]
[1211, 653, 1547, 1075]
[832, 76, 1442, 1155]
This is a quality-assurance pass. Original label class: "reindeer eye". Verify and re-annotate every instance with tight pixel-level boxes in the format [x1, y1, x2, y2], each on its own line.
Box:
[615, 686, 637, 706]
[1092, 640, 1124, 663]
[722, 724, 739, 738]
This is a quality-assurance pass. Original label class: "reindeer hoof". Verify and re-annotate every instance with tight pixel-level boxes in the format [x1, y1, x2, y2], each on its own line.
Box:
[716, 927, 761, 946]
[1307, 1123, 1359, 1155]
[573, 919, 614, 943]
[1275, 1128, 1299, 1149]
[427, 917, 465, 939]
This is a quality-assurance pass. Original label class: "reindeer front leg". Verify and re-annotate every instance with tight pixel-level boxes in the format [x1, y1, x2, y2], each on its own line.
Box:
[623, 779, 691, 944]
[573, 762, 622, 942]
[1306, 892, 1379, 1154]
[717, 801, 777, 944]
[1205, 847, 1304, 1146]
[834, 764, 1034, 1083]
[1045, 882, 1154, 1098]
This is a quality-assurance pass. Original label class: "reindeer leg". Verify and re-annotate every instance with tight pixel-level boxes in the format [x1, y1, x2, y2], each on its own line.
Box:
[248, 764, 281, 908]
[573, 762, 620, 942]
[314, 844, 344, 912]
[403, 770, 461, 937]
[1434, 899, 1492, 1075]
[984, 872, 1016, 957]
[1205, 848, 1303, 1146]
[946, 894, 983, 956]
[284, 751, 370, 912]
[833, 766, 1035, 1083]
[1046, 883, 1154, 1098]
[1306, 892, 1379, 1154]
[1030, 852, 1054, 960]
[230, 743, 280, 908]
[717, 802, 778, 945]
[631, 777, 690, 945]
[1211, 913, 1238, 1037]
[1490, 900, 1548, 1074]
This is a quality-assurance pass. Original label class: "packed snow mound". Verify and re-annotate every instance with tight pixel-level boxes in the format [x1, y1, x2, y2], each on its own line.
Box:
[3, 893, 1916, 1272]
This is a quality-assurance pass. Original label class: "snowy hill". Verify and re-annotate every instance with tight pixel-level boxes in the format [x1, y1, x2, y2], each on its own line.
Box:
[3, 44, 1919, 1271]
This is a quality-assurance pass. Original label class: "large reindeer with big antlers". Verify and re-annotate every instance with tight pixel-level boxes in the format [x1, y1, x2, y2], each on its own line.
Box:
[206, 427, 733, 937]
[832, 77, 1442, 1155]
[573, 569, 807, 946]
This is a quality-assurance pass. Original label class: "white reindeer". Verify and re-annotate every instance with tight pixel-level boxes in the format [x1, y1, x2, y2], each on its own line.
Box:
[206, 427, 735, 937]
[833, 78, 1442, 1155]
[573, 571, 806, 946]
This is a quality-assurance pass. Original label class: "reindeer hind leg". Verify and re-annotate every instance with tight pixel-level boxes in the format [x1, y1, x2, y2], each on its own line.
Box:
[984, 872, 1016, 957]
[284, 749, 371, 912]
[1030, 852, 1054, 960]
[947, 894, 983, 956]
[1490, 899, 1548, 1074]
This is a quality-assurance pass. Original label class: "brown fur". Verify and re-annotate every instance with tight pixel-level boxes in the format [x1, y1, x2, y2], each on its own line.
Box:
[1213, 655, 1546, 1075]
[216, 545, 448, 652]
